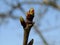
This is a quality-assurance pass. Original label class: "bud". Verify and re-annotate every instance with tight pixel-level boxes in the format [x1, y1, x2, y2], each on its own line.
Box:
[20, 16, 26, 28]
[28, 39, 34, 45]
[26, 8, 34, 21]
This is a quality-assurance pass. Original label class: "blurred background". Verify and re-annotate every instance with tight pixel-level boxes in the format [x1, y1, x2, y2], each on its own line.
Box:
[0, 0, 60, 45]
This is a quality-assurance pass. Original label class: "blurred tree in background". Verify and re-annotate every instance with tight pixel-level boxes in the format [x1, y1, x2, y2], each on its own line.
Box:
[0, 0, 60, 45]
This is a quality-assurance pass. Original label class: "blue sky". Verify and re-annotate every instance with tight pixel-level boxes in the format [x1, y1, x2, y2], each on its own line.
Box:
[0, 0, 60, 45]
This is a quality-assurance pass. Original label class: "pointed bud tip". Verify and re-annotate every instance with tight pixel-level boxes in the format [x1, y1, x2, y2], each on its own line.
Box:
[29, 8, 34, 15]
[20, 16, 26, 28]
[20, 16, 24, 22]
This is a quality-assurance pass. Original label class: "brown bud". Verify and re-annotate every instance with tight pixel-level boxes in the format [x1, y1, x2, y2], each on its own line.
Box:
[26, 8, 34, 21]
[20, 16, 26, 28]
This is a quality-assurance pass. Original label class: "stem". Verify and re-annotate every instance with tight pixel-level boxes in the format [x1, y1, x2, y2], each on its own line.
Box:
[23, 27, 30, 45]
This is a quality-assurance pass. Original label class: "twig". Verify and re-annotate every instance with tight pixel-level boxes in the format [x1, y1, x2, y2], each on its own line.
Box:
[23, 24, 33, 45]
[20, 8, 34, 45]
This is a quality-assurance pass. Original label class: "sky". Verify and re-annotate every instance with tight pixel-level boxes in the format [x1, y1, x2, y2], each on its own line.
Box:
[0, 0, 60, 45]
